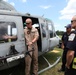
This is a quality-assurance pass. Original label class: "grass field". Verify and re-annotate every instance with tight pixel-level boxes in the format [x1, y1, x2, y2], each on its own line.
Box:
[38, 47, 64, 75]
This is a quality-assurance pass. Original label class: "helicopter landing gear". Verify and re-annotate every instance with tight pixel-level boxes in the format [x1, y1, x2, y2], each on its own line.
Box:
[38, 56, 61, 74]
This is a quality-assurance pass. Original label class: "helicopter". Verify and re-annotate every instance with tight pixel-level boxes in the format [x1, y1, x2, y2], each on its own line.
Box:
[0, 0, 61, 74]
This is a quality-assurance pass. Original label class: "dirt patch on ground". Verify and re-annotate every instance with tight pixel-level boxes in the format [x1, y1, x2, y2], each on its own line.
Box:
[51, 50, 60, 53]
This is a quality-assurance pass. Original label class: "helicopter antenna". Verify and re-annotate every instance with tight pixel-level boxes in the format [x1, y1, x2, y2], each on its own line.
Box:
[42, 14, 44, 17]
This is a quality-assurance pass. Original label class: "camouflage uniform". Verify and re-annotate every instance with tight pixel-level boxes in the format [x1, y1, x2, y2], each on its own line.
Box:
[24, 27, 39, 75]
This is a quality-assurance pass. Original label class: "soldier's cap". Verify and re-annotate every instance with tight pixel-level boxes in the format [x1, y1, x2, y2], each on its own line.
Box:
[65, 24, 71, 28]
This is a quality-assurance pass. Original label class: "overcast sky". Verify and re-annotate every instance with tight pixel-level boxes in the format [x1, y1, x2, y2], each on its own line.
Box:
[3, 0, 76, 31]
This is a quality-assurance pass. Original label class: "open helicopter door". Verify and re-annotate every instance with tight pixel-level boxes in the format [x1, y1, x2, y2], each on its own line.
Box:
[47, 22, 59, 50]
[39, 18, 49, 52]
[38, 19, 61, 74]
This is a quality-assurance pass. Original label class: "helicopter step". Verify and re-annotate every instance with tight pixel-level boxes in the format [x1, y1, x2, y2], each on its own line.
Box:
[38, 56, 61, 74]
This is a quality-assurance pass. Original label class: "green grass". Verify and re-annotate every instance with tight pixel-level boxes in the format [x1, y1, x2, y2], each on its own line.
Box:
[59, 35, 62, 39]
[38, 47, 64, 75]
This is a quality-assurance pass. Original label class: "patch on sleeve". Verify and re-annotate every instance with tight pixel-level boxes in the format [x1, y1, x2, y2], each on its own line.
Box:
[68, 33, 75, 41]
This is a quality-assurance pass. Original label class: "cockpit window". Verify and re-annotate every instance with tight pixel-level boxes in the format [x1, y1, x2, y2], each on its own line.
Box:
[41, 24, 46, 37]
[48, 23, 53, 38]
[0, 22, 17, 43]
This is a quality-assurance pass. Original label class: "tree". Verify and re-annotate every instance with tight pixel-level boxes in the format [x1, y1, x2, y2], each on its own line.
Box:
[56, 30, 64, 36]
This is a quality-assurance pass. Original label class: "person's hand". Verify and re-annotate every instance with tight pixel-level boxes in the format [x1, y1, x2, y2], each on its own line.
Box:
[65, 63, 70, 69]
[2, 34, 9, 39]
[28, 42, 32, 45]
[61, 45, 64, 49]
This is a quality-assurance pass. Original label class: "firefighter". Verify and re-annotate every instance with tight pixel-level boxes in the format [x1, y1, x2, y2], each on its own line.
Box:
[24, 18, 39, 75]
[58, 24, 71, 72]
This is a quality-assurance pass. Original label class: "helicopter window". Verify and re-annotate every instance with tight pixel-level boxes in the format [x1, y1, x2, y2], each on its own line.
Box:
[48, 23, 53, 38]
[54, 32, 56, 37]
[41, 24, 46, 37]
[32, 24, 39, 28]
[0, 22, 17, 43]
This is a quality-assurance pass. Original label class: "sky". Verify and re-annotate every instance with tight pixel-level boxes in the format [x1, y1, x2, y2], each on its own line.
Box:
[3, 0, 76, 31]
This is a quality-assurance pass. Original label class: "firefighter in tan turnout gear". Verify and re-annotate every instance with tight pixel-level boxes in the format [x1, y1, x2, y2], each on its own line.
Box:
[24, 18, 39, 75]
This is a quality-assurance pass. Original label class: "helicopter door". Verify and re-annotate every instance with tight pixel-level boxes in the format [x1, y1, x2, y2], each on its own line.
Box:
[48, 22, 58, 49]
[40, 21, 49, 52]
[0, 15, 25, 57]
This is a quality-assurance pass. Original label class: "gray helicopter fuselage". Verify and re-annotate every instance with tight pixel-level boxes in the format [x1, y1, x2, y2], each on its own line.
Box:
[0, 0, 60, 70]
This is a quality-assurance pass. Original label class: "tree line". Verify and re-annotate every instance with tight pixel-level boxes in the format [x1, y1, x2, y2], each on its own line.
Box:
[56, 30, 64, 36]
